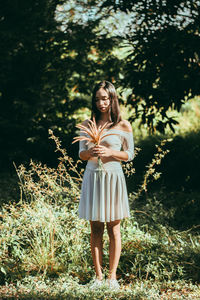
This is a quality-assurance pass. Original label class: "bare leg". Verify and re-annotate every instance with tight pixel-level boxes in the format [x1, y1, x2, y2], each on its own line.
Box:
[106, 220, 121, 280]
[90, 221, 104, 280]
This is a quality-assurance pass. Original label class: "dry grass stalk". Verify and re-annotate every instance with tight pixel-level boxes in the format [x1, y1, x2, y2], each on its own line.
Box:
[72, 117, 119, 145]
[72, 117, 119, 170]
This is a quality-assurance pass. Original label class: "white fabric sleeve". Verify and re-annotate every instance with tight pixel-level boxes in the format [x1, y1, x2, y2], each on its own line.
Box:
[79, 132, 88, 158]
[122, 131, 134, 161]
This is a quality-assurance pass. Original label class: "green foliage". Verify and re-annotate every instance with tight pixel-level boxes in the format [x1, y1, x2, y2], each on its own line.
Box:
[54, 0, 200, 132]
[0, 0, 125, 167]
[54, 0, 200, 134]
[2, 0, 200, 168]
[0, 133, 200, 298]
[98, 0, 200, 132]
[132, 128, 200, 193]
[0, 0, 69, 166]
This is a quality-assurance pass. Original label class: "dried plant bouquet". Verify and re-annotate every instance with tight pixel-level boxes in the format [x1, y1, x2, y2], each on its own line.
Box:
[72, 117, 118, 171]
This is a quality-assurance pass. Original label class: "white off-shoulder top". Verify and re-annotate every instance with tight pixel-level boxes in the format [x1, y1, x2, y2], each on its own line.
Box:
[79, 128, 134, 162]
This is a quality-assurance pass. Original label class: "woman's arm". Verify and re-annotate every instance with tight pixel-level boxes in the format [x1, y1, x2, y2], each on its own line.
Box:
[110, 149, 129, 161]
[120, 120, 134, 161]
[79, 148, 98, 161]
[80, 146, 128, 161]
[79, 119, 134, 162]
[93, 120, 134, 162]
[93, 146, 129, 162]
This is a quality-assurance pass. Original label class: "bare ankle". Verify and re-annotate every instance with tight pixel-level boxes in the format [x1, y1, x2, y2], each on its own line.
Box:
[108, 274, 116, 280]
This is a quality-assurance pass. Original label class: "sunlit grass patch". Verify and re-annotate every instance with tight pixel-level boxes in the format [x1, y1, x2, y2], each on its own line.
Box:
[0, 129, 200, 299]
[0, 276, 199, 299]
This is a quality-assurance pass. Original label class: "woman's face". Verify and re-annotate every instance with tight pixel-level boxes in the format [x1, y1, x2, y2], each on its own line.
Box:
[95, 88, 110, 113]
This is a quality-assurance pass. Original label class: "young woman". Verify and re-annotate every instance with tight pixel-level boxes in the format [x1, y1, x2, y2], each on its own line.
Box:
[78, 81, 134, 289]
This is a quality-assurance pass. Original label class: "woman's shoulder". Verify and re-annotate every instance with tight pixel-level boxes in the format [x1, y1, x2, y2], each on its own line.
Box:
[117, 120, 132, 133]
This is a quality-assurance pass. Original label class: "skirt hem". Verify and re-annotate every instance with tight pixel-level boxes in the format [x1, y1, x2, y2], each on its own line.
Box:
[78, 214, 130, 222]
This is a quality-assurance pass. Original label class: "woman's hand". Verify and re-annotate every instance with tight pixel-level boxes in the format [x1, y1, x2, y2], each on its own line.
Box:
[87, 146, 98, 158]
[80, 146, 111, 160]
[92, 145, 113, 158]
[82, 145, 128, 161]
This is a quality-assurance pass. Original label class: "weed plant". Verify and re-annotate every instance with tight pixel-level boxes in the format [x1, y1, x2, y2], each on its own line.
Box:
[0, 132, 200, 299]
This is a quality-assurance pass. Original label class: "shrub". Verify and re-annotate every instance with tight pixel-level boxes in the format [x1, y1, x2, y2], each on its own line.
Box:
[0, 131, 199, 289]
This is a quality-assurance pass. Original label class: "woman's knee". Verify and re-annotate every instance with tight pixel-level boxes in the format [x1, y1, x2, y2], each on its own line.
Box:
[106, 220, 121, 239]
[90, 221, 104, 237]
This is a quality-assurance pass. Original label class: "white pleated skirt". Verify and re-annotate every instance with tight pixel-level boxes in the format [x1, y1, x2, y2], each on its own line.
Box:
[78, 160, 130, 222]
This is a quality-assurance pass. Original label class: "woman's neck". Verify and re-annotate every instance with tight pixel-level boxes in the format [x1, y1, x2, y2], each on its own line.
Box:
[98, 112, 111, 123]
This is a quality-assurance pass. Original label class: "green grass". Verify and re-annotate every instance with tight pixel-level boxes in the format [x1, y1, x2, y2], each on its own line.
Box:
[0, 98, 200, 299]
[0, 276, 200, 299]
[0, 194, 200, 299]
[0, 131, 200, 299]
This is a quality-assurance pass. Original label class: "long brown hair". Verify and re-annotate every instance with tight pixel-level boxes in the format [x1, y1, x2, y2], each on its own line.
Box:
[91, 81, 121, 127]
